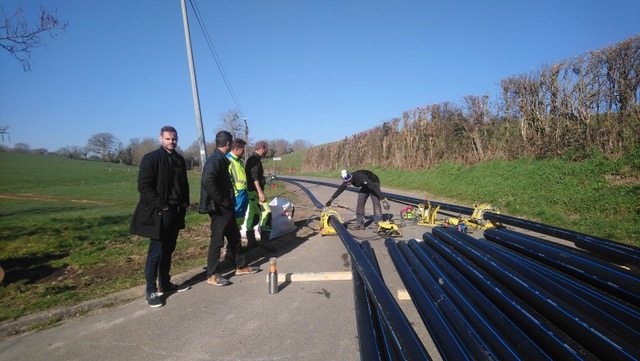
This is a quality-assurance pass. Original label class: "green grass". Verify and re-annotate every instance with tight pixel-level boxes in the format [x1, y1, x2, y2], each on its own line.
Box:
[0, 152, 302, 323]
[263, 148, 308, 174]
[270, 150, 640, 245]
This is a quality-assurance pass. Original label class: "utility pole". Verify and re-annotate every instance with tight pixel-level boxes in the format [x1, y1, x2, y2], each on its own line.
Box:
[242, 118, 248, 163]
[180, 0, 207, 168]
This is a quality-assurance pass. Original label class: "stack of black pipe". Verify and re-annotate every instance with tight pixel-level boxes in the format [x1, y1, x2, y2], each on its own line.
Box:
[387, 227, 640, 360]
[279, 178, 640, 360]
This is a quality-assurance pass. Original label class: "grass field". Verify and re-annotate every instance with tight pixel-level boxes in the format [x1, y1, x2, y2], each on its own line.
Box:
[0, 152, 299, 324]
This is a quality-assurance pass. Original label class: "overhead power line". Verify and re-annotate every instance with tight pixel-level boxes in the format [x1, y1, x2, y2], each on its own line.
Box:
[188, 0, 245, 118]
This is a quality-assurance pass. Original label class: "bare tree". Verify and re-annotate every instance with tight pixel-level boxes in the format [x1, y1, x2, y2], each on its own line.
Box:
[217, 109, 245, 139]
[183, 139, 210, 169]
[131, 137, 158, 166]
[86, 132, 118, 161]
[268, 138, 290, 157]
[13, 142, 30, 153]
[0, 5, 67, 71]
[57, 145, 85, 159]
[291, 139, 313, 152]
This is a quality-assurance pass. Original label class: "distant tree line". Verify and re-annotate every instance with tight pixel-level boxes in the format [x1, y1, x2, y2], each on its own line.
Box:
[304, 35, 640, 171]
[1, 117, 313, 169]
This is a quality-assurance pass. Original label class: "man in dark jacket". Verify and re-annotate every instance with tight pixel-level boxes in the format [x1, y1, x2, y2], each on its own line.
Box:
[244, 140, 274, 250]
[130, 126, 190, 307]
[325, 169, 390, 229]
[199, 131, 259, 287]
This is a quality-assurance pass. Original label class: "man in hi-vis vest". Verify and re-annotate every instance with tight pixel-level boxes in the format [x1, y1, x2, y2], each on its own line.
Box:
[227, 138, 248, 229]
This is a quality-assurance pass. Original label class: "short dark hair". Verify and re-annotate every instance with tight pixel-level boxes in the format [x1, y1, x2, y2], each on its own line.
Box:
[254, 140, 268, 150]
[160, 126, 177, 135]
[215, 131, 233, 147]
[231, 138, 246, 149]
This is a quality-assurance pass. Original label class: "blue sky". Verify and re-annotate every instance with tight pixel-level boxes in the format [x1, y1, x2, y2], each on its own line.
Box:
[1, 0, 639, 153]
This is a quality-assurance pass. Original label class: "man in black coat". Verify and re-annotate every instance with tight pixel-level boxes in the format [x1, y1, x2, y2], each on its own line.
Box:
[244, 140, 274, 250]
[199, 131, 259, 287]
[130, 126, 190, 307]
[325, 169, 390, 229]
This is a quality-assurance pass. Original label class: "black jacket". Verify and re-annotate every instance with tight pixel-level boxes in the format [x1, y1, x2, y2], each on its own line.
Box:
[330, 170, 384, 200]
[199, 148, 235, 215]
[129, 146, 189, 239]
[245, 151, 265, 192]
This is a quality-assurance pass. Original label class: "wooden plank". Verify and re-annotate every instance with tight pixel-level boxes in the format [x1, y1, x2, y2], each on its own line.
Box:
[266, 271, 352, 283]
[397, 289, 411, 300]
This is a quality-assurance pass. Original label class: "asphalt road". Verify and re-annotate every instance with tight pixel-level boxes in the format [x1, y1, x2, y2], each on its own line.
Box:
[0, 176, 449, 361]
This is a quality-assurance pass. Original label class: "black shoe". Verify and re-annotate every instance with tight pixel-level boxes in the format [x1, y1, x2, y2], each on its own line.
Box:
[146, 292, 164, 308]
[158, 282, 190, 296]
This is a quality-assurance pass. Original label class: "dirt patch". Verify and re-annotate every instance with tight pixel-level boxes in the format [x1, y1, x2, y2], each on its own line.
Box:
[604, 174, 640, 186]
[0, 193, 112, 205]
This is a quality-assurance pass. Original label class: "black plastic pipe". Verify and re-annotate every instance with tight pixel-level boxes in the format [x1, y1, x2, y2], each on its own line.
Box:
[396, 240, 527, 361]
[477, 236, 640, 341]
[405, 239, 551, 360]
[433, 227, 640, 361]
[385, 238, 472, 361]
[484, 228, 640, 307]
[331, 218, 430, 360]
[352, 258, 383, 361]
[482, 212, 640, 267]
[421, 232, 598, 360]
[360, 241, 404, 361]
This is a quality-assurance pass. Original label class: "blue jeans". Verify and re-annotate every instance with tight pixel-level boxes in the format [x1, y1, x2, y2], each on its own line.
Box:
[145, 207, 181, 296]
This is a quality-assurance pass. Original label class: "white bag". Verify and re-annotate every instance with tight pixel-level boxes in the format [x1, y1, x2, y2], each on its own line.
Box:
[268, 197, 296, 239]
[240, 197, 296, 240]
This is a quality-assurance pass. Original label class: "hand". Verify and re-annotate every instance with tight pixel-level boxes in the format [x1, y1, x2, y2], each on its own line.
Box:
[325, 199, 332, 207]
[382, 199, 390, 211]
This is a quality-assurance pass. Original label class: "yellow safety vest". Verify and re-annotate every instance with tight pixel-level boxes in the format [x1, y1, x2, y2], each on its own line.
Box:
[227, 153, 247, 195]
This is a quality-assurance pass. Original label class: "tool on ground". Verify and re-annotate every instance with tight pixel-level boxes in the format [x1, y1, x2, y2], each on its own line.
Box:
[415, 200, 441, 226]
[400, 206, 416, 220]
[376, 218, 402, 238]
[377, 200, 402, 238]
[443, 203, 502, 231]
[320, 207, 344, 236]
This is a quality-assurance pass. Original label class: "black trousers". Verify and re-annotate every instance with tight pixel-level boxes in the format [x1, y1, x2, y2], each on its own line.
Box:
[206, 206, 246, 277]
[145, 207, 183, 296]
